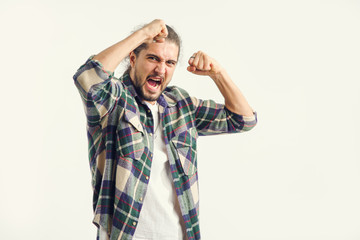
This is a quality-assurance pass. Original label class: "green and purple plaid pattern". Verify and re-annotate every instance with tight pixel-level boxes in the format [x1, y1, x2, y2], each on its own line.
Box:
[74, 57, 257, 240]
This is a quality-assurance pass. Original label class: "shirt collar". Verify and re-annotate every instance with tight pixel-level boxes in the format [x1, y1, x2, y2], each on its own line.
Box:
[121, 73, 139, 99]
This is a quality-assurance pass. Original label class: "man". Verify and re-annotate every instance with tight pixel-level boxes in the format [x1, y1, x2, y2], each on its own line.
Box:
[74, 19, 257, 240]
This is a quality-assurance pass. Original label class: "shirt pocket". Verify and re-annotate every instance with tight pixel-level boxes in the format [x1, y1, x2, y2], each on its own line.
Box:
[171, 127, 198, 176]
[116, 110, 145, 160]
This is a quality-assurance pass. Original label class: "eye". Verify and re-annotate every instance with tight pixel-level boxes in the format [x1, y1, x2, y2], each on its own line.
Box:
[148, 56, 157, 61]
[166, 61, 177, 66]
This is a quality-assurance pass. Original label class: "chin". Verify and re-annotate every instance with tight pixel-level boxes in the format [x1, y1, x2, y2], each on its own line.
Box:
[140, 90, 161, 102]
[143, 94, 160, 102]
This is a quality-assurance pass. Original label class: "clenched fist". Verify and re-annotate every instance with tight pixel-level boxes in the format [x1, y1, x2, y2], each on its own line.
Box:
[143, 19, 168, 43]
[187, 51, 223, 78]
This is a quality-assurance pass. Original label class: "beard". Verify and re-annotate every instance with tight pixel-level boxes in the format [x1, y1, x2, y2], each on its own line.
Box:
[133, 72, 163, 102]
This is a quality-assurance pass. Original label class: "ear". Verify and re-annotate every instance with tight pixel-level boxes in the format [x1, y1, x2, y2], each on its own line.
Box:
[129, 52, 136, 68]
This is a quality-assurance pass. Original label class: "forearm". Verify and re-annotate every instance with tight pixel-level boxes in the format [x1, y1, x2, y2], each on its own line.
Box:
[211, 70, 254, 117]
[92, 19, 168, 73]
[93, 29, 148, 72]
[187, 51, 254, 117]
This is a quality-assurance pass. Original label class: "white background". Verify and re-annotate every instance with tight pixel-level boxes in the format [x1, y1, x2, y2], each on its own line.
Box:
[1, 0, 359, 239]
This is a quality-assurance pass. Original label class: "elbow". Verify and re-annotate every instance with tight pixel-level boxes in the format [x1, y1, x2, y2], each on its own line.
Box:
[241, 112, 257, 132]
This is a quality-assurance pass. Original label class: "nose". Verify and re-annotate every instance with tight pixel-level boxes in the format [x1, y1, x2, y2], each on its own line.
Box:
[155, 61, 166, 75]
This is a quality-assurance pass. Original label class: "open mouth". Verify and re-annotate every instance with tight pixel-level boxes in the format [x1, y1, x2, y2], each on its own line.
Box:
[146, 76, 163, 90]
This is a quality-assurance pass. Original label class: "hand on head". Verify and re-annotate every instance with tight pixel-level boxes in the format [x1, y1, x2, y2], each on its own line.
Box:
[143, 19, 168, 43]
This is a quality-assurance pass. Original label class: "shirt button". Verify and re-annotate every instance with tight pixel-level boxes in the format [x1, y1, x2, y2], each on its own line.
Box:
[149, 133, 153, 137]
[139, 197, 143, 201]
[133, 222, 137, 226]
[145, 176, 149, 180]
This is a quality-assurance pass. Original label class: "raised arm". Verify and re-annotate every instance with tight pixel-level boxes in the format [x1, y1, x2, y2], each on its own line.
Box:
[74, 19, 170, 123]
[187, 51, 254, 117]
[93, 19, 168, 72]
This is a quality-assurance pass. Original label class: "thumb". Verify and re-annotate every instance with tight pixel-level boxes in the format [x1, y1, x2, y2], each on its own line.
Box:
[187, 66, 196, 72]
[187, 66, 209, 76]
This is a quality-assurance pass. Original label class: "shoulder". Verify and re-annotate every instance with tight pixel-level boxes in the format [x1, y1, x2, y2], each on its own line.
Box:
[162, 86, 199, 113]
[162, 85, 192, 102]
[162, 86, 202, 110]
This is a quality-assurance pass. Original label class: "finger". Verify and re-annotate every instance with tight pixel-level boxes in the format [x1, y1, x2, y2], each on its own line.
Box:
[187, 67, 209, 76]
[192, 52, 200, 68]
[188, 54, 196, 65]
[154, 24, 168, 41]
[197, 52, 211, 71]
[209, 63, 215, 72]
[203, 55, 211, 71]
[147, 19, 168, 42]
[187, 66, 196, 72]
[154, 32, 167, 42]
[153, 36, 166, 43]
[198, 53, 205, 70]
[154, 28, 167, 42]
[161, 25, 168, 38]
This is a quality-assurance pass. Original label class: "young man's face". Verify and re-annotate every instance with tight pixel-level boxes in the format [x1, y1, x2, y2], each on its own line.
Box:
[129, 41, 179, 103]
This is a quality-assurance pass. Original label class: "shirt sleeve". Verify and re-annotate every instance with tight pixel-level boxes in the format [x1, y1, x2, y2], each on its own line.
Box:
[191, 96, 257, 136]
[73, 56, 123, 125]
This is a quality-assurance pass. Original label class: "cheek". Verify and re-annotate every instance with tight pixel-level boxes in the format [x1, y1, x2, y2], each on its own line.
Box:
[136, 61, 153, 74]
[143, 62, 157, 72]
[166, 67, 176, 78]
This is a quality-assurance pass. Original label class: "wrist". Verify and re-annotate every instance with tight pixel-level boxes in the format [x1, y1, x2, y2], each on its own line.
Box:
[210, 67, 227, 82]
[135, 28, 152, 44]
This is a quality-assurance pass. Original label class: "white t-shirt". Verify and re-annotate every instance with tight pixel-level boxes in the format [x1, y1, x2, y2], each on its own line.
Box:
[133, 102, 186, 240]
[100, 102, 186, 240]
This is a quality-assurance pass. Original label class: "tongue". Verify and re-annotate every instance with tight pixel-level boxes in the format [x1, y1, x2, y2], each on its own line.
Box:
[148, 79, 158, 87]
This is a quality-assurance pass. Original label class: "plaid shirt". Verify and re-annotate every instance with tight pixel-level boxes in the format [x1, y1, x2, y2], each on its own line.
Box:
[73, 56, 257, 240]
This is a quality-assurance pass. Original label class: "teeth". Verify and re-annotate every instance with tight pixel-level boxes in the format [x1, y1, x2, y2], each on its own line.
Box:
[147, 77, 162, 83]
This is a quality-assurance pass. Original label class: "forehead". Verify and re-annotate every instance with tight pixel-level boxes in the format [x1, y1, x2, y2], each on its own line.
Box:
[140, 41, 179, 61]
